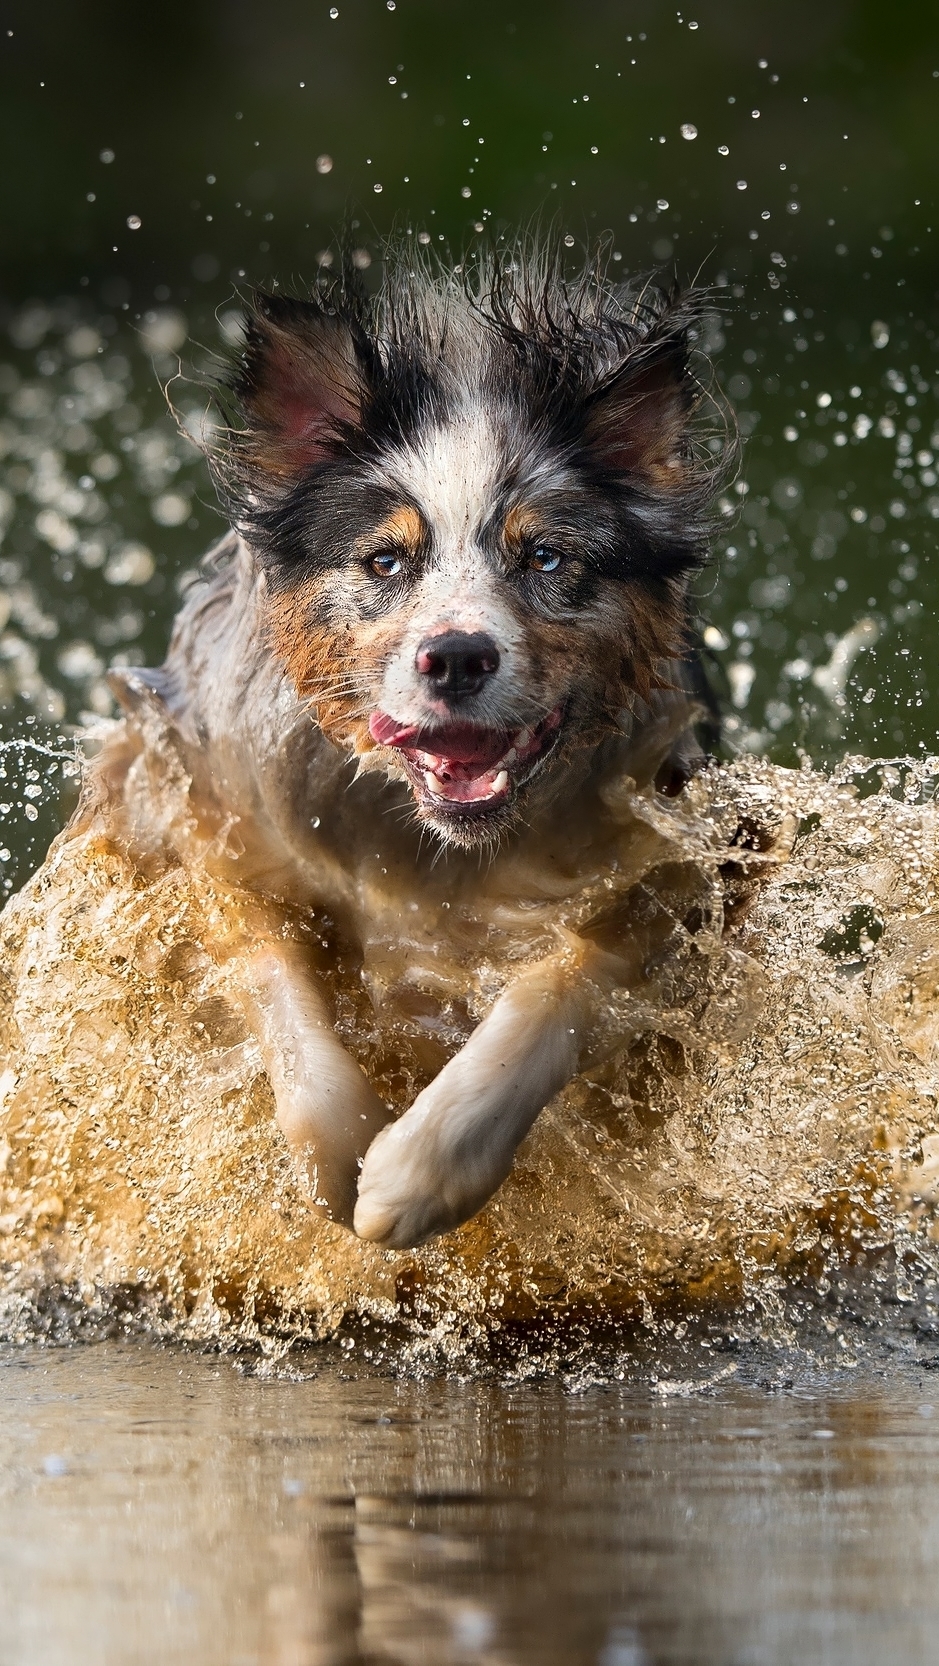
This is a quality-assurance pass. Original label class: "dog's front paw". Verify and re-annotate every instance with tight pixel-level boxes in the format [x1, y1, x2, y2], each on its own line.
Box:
[353, 1119, 471, 1249]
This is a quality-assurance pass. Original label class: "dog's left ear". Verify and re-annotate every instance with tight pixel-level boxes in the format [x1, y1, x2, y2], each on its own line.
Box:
[235, 292, 363, 482]
[582, 333, 696, 490]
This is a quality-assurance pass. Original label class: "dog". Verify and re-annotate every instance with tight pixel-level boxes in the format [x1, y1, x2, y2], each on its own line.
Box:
[97, 243, 733, 1251]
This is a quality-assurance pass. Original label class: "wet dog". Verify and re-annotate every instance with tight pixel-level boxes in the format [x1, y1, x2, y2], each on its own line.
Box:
[101, 244, 733, 1249]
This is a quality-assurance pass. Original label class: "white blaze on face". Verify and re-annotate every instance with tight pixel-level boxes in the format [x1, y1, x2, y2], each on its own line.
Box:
[375, 407, 528, 726]
[387, 404, 503, 548]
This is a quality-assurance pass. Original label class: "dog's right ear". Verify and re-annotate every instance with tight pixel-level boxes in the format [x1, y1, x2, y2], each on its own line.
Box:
[235, 293, 363, 482]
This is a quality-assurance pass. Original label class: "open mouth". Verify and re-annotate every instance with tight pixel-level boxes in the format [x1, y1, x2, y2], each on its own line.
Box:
[368, 707, 564, 815]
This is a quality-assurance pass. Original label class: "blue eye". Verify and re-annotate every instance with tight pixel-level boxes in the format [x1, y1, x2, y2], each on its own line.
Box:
[371, 551, 402, 577]
[530, 547, 562, 573]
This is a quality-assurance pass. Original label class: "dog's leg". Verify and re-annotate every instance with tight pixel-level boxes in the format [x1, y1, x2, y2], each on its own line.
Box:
[353, 945, 620, 1248]
[236, 941, 392, 1227]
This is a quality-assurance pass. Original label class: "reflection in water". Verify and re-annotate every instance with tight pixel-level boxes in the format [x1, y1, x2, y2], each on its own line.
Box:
[3, 1343, 939, 1666]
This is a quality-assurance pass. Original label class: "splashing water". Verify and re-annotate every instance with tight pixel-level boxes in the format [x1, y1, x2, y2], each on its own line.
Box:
[0, 742, 936, 1362]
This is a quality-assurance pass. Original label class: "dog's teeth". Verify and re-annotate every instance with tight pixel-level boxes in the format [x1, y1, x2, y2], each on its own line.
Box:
[423, 770, 441, 795]
[491, 769, 509, 794]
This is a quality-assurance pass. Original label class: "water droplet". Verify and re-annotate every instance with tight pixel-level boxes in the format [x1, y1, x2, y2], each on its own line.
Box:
[316, 154, 333, 174]
[564, 234, 575, 247]
[736, 180, 747, 191]
[461, 186, 471, 198]
[104, 542, 156, 586]
[126, 215, 141, 231]
[140, 307, 187, 353]
[329, 6, 338, 15]
[656, 198, 669, 211]
[680, 123, 698, 140]
[152, 492, 190, 528]
[374, 183, 383, 194]
[871, 319, 890, 349]
[311, 816, 321, 829]
[99, 148, 115, 164]
[718, 145, 729, 156]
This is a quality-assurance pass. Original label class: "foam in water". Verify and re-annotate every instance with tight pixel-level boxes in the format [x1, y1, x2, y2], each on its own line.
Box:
[0, 740, 937, 1357]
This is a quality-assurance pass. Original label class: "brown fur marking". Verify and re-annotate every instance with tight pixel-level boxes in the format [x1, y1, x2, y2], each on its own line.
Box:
[266, 580, 394, 755]
[365, 505, 426, 557]
[502, 504, 542, 550]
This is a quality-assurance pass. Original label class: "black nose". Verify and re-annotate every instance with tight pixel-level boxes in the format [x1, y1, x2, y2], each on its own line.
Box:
[415, 631, 501, 701]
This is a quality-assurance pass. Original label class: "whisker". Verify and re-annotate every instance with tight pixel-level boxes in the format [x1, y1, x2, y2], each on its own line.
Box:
[301, 686, 369, 703]
[299, 674, 367, 689]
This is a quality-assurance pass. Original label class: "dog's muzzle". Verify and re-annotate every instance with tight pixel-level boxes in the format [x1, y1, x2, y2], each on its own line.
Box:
[368, 707, 564, 815]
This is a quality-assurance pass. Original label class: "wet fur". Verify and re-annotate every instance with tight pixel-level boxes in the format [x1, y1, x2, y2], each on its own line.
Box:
[101, 241, 735, 1248]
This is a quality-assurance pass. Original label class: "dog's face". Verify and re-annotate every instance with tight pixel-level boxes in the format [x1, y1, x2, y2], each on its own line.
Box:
[224, 261, 724, 847]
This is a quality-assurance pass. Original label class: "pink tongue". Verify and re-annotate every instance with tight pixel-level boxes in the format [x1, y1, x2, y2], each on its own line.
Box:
[369, 713, 509, 770]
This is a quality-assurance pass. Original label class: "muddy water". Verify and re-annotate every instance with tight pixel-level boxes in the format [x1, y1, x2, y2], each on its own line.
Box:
[4, 1338, 939, 1666]
[3, 750, 939, 1351]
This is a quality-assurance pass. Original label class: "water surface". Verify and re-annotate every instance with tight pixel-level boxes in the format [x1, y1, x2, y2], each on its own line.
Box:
[4, 1338, 939, 1666]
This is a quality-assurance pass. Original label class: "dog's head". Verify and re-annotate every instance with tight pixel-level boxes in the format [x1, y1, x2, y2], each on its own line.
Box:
[218, 247, 732, 847]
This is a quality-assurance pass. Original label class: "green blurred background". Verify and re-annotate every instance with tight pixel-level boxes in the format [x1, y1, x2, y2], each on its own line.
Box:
[2, 0, 938, 301]
[0, 0, 937, 892]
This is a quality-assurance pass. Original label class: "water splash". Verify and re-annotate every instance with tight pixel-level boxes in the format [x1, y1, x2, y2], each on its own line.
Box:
[0, 750, 936, 1360]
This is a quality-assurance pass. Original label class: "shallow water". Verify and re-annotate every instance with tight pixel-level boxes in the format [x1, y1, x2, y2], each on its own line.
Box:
[6, 1337, 939, 1666]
